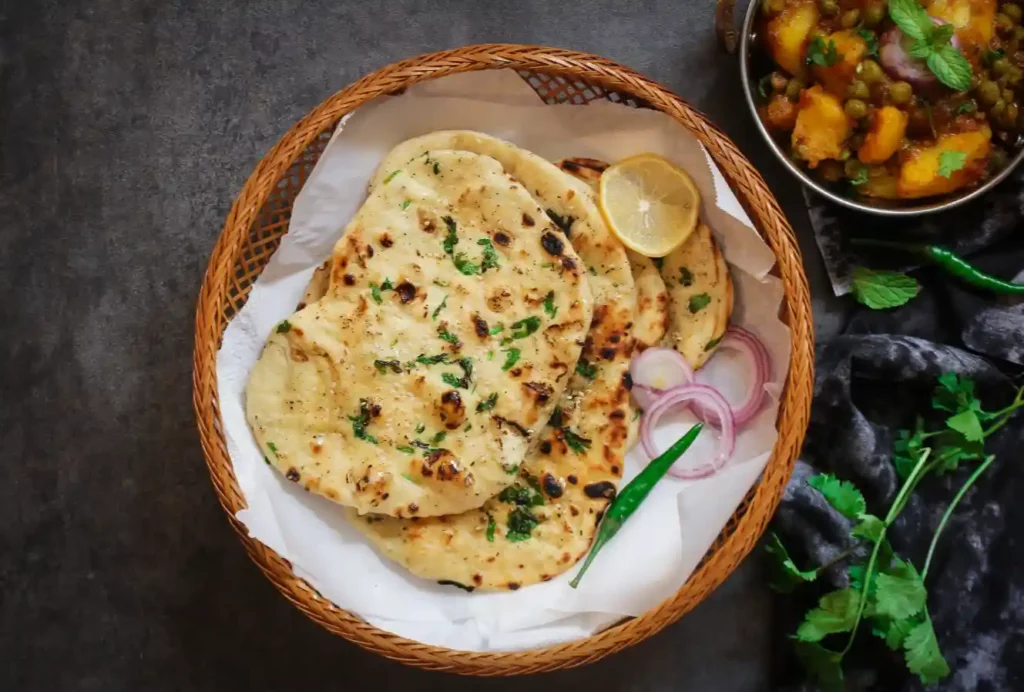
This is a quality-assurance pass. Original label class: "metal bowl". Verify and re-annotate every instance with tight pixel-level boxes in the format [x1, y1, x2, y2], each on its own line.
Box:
[738, 0, 1024, 216]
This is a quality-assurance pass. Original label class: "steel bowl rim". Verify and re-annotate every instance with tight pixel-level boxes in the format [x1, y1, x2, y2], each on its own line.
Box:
[738, 0, 1024, 217]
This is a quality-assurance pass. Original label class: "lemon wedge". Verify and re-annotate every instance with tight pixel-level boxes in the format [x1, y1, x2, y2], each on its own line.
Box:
[598, 153, 701, 258]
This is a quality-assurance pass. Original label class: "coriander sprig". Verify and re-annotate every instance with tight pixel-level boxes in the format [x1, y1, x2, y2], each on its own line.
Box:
[768, 373, 1024, 689]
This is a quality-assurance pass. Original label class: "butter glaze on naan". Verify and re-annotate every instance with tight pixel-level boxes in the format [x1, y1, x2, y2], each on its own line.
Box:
[246, 149, 592, 518]
[350, 132, 635, 590]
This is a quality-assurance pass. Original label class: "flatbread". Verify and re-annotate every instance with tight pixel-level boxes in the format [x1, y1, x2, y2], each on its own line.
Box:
[556, 156, 731, 368]
[351, 132, 635, 590]
[297, 259, 330, 309]
[246, 148, 592, 518]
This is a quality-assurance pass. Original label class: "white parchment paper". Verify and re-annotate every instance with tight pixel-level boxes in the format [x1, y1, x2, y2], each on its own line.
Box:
[215, 70, 792, 651]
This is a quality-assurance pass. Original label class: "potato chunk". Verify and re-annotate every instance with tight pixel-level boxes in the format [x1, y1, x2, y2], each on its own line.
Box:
[897, 128, 992, 198]
[761, 93, 799, 132]
[926, 0, 996, 54]
[764, 0, 819, 77]
[792, 85, 852, 168]
[811, 30, 867, 96]
[858, 107, 909, 164]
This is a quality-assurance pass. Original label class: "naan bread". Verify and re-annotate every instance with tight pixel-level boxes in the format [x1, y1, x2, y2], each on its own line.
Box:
[297, 259, 330, 310]
[246, 149, 592, 518]
[556, 156, 731, 369]
[351, 132, 635, 590]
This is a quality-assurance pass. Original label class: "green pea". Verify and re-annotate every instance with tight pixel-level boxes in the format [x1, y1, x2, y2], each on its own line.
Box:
[841, 8, 861, 28]
[820, 0, 840, 16]
[978, 79, 1001, 106]
[770, 71, 789, 92]
[862, 2, 885, 27]
[993, 57, 1011, 76]
[997, 13, 1015, 34]
[1004, 3, 1022, 22]
[844, 99, 869, 119]
[785, 78, 804, 102]
[1003, 102, 1020, 127]
[990, 148, 1010, 171]
[857, 59, 884, 84]
[991, 98, 1007, 118]
[1003, 87, 1016, 104]
[1014, 25, 1024, 41]
[889, 81, 913, 105]
[846, 80, 871, 100]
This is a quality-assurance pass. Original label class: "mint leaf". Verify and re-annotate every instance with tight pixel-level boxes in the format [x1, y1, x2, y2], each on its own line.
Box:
[930, 23, 955, 47]
[764, 532, 818, 593]
[904, 616, 951, 684]
[796, 588, 861, 642]
[888, 0, 934, 41]
[874, 558, 927, 621]
[938, 149, 967, 178]
[946, 408, 984, 442]
[907, 38, 933, 60]
[795, 642, 845, 692]
[808, 473, 867, 520]
[928, 45, 973, 92]
[852, 267, 920, 310]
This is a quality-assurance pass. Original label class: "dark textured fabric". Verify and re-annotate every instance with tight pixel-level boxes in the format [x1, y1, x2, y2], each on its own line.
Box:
[770, 279, 1024, 687]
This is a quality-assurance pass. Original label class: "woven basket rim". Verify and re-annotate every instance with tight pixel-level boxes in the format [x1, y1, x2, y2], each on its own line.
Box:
[192, 43, 814, 676]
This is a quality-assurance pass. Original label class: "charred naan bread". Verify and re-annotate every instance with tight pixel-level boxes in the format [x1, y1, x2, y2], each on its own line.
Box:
[246, 149, 592, 518]
[350, 132, 635, 590]
[556, 156, 731, 369]
[297, 259, 330, 310]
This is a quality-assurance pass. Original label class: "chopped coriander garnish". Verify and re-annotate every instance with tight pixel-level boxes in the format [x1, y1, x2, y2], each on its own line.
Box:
[442, 372, 467, 389]
[679, 267, 694, 286]
[275, 320, 292, 334]
[414, 353, 449, 366]
[442, 216, 458, 255]
[431, 431, 447, 445]
[438, 326, 460, 345]
[956, 102, 976, 115]
[503, 463, 519, 475]
[347, 399, 379, 445]
[575, 358, 598, 380]
[805, 35, 840, 67]
[856, 28, 879, 57]
[562, 427, 591, 454]
[540, 262, 554, 269]
[396, 445, 415, 454]
[432, 295, 448, 320]
[588, 266, 597, 276]
[501, 348, 521, 371]
[383, 169, 401, 184]
[688, 293, 712, 313]
[478, 238, 500, 272]
[705, 336, 723, 351]
[433, 161, 440, 175]
[542, 290, 557, 318]
[487, 350, 494, 360]
[490, 324, 504, 335]
[508, 316, 541, 340]
[938, 150, 967, 178]
[486, 514, 496, 542]
[476, 392, 498, 412]
[415, 423, 426, 434]
[464, 422, 472, 431]
[400, 200, 411, 210]
[370, 283, 383, 305]
[380, 278, 393, 291]
[401, 472, 419, 484]
[507, 507, 540, 541]
[266, 441, 279, 457]
[373, 359, 402, 374]
[498, 484, 544, 507]
[433, 279, 450, 287]
[453, 253, 480, 276]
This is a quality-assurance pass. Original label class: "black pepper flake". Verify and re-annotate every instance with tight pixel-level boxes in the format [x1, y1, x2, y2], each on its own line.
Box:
[583, 480, 616, 499]
[541, 232, 565, 256]
[395, 281, 416, 303]
[380, 234, 393, 248]
[285, 468, 300, 482]
[567, 474, 578, 485]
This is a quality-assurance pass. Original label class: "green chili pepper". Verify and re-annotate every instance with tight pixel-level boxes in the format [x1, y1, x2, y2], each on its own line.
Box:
[569, 422, 704, 589]
[852, 239, 1024, 294]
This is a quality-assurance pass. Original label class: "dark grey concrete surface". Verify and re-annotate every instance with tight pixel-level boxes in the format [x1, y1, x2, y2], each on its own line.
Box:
[0, 1, 839, 690]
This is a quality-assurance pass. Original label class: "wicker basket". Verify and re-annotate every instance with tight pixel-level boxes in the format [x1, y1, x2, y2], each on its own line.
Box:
[192, 44, 814, 675]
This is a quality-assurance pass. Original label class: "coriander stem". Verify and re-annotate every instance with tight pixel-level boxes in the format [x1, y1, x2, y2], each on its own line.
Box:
[922, 454, 996, 581]
[815, 542, 864, 574]
[842, 448, 932, 656]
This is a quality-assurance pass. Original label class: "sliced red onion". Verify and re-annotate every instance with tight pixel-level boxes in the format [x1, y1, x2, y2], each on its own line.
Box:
[631, 383, 662, 411]
[691, 326, 772, 428]
[639, 384, 736, 479]
[879, 18, 962, 90]
[630, 347, 694, 390]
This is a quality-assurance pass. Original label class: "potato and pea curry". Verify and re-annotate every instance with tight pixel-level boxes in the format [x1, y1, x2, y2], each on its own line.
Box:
[756, 0, 1023, 199]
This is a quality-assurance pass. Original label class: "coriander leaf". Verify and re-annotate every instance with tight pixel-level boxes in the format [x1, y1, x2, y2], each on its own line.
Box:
[848, 564, 873, 594]
[688, 293, 711, 313]
[373, 359, 402, 374]
[370, 283, 384, 305]
[931, 429, 985, 474]
[957, 101, 977, 114]
[476, 392, 498, 412]
[400, 200, 411, 210]
[433, 161, 440, 175]
[275, 320, 292, 334]
[888, 0, 933, 41]
[442, 372, 467, 389]
[849, 167, 870, 186]
[852, 266, 920, 309]
[562, 427, 592, 454]
[503, 463, 519, 475]
[442, 216, 458, 254]
[543, 290, 557, 318]
[382, 169, 401, 184]
[489, 323, 504, 335]
[874, 558, 927, 621]
[808, 473, 866, 520]
[478, 238, 500, 272]
[453, 252, 480, 275]
[796, 588, 860, 642]
[983, 48, 1005, 66]
[438, 326, 460, 345]
[757, 74, 772, 100]
[764, 532, 817, 593]
[927, 45, 972, 92]
[266, 441, 279, 456]
[932, 372, 976, 412]
[509, 316, 541, 340]
[415, 423, 426, 434]
[431, 295, 448, 320]
[347, 399, 379, 445]
[501, 348, 521, 371]
[575, 358, 598, 380]
[857, 28, 879, 57]
[937, 149, 967, 178]
[431, 431, 447, 445]
[893, 421, 926, 481]
[852, 514, 886, 542]
[486, 514, 496, 542]
[705, 336, 723, 351]
[794, 642, 845, 692]
[904, 616, 951, 684]
[506, 506, 539, 541]
[872, 615, 919, 651]
[806, 35, 841, 67]
[396, 445, 415, 454]
[946, 408, 984, 442]
[415, 353, 449, 366]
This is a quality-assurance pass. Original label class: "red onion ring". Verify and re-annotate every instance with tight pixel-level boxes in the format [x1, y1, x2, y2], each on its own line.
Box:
[639, 383, 736, 479]
[630, 383, 662, 411]
[691, 326, 772, 428]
